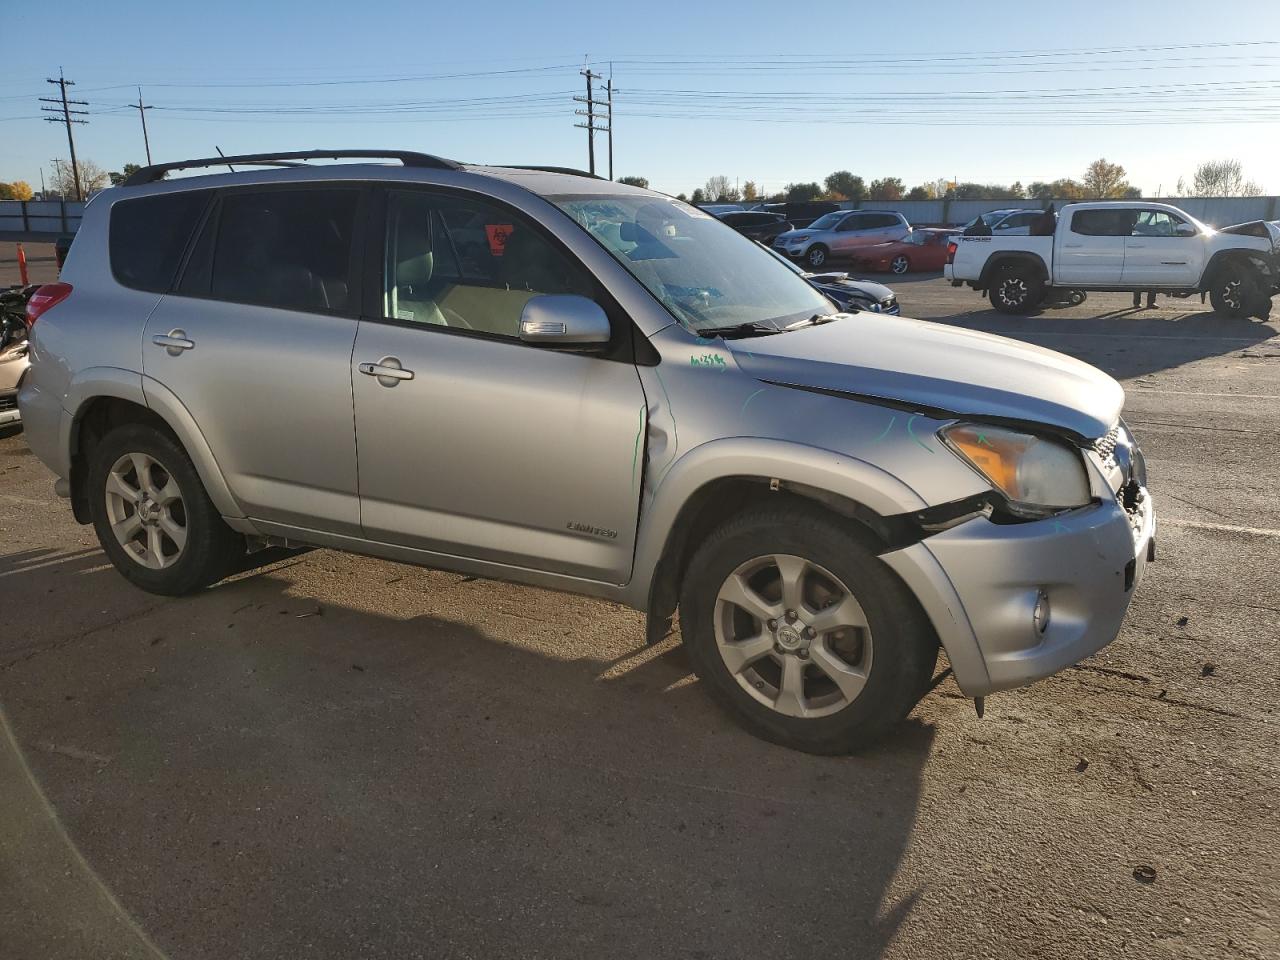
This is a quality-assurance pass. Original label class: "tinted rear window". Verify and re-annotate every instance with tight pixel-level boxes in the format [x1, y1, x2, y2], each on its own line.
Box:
[186, 188, 360, 314]
[862, 213, 902, 229]
[109, 191, 211, 292]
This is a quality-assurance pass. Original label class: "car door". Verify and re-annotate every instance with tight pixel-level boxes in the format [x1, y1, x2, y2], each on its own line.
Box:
[143, 184, 365, 535]
[350, 187, 646, 584]
[831, 213, 867, 253]
[872, 213, 910, 244]
[1121, 210, 1203, 287]
[1056, 208, 1132, 285]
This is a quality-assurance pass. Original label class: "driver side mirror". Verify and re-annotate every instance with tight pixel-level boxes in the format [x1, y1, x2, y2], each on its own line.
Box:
[519, 294, 611, 347]
[1175, 223, 1198, 237]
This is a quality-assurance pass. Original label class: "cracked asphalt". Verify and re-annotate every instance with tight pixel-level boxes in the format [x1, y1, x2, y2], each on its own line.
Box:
[2, 253, 1278, 959]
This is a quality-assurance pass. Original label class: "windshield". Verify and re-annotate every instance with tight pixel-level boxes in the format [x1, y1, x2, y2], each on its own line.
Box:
[552, 194, 833, 331]
[806, 212, 845, 231]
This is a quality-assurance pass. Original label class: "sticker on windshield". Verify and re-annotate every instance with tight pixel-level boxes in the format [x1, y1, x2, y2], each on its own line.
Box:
[485, 223, 515, 256]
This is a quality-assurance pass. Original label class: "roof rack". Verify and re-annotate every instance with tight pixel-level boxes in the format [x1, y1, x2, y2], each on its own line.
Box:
[499, 165, 604, 180]
[122, 149, 462, 187]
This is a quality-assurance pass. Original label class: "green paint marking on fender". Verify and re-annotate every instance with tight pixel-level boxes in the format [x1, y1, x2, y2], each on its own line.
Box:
[906, 415, 935, 454]
[872, 415, 897, 442]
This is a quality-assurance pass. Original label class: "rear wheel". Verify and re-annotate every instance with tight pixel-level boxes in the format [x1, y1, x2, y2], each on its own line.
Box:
[988, 264, 1044, 314]
[890, 254, 910, 274]
[805, 245, 829, 269]
[88, 424, 244, 595]
[679, 503, 938, 754]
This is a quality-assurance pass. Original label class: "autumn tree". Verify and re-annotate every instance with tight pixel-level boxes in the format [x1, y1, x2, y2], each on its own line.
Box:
[868, 177, 905, 201]
[1027, 179, 1086, 200]
[1082, 158, 1131, 199]
[52, 159, 110, 198]
[742, 180, 758, 201]
[824, 170, 864, 201]
[617, 175, 649, 188]
[784, 182, 823, 202]
[0, 180, 34, 200]
[1182, 159, 1262, 197]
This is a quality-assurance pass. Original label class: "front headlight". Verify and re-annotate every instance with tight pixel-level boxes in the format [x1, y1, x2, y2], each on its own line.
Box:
[791, 235, 809, 243]
[941, 423, 1092, 514]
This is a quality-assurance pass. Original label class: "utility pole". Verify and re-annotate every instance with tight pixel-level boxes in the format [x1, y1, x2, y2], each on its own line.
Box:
[130, 86, 153, 165]
[573, 68, 603, 175]
[50, 158, 65, 198]
[605, 72, 615, 182]
[40, 69, 87, 201]
[39, 168, 46, 199]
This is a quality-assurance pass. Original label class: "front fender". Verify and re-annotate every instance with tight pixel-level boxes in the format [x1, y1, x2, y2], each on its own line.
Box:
[619, 436, 930, 608]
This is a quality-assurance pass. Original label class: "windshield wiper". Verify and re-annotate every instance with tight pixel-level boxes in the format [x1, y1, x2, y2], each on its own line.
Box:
[783, 313, 843, 331]
[695, 321, 784, 339]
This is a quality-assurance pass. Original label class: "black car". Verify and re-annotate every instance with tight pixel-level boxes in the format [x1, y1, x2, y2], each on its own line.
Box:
[761, 200, 841, 228]
[715, 210, 792, 243]
[758, 242, 900, 315]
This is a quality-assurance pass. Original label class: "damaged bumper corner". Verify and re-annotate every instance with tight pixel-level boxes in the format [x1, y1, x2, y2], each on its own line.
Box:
[882, 488, 1156, 698]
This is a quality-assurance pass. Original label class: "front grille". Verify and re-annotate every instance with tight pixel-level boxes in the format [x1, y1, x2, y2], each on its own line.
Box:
[1093, 424, 1121, 469]
[0, 395, 16, 412]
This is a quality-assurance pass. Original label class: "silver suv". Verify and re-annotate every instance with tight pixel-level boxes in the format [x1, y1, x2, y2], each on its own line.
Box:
[774, 210, 911, 269]
[19, 150, 1155, 754]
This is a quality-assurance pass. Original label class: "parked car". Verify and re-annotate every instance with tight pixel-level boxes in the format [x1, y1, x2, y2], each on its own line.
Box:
[947, 201, 1279, 317]
[761, 200, 841, 229]
[696, 203, 745, 216]
[0, 285, 34, 428]
[852, 228, 953, 274]
[718, 210, 793, 244]
[960, 209, 1044, 237]
[21, 149, 1154, 754]
[760, 243, 899, 314]
[774, 210, 911, 269]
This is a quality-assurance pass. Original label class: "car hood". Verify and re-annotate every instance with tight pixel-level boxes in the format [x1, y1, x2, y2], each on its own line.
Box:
[729, 313, 1122, 439]
[806, 273, 895, 301]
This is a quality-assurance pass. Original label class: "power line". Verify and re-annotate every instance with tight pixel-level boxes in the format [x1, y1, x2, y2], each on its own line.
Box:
[39, 68, 87, 201]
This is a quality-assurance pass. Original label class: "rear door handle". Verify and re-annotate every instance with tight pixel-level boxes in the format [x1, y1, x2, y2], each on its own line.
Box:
[358, 357, 415, 385]
[1128, 243, 1146, 248]
[1063, 243, 1083, 248]
[152, 329, 194, 353]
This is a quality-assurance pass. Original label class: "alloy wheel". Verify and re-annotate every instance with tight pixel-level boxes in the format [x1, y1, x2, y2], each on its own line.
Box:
[104, 452, 188, 569]
[998, 277, 1028, 307]
[891, 255, 910, 274]
[807, 248, 826, 267]
[713, 554, 873, 718]
[1221, 279, 1242, 311]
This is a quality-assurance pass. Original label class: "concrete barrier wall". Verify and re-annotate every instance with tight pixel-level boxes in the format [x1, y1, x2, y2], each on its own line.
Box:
[0, 200, 85, 241]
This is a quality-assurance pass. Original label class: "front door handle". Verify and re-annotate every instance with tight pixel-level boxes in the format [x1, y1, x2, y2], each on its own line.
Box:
[1063, 243, 1083, 248]
[358, 356, 415, 386]
[1128, 243, 1146, 248]
[152, 329, 194, 355]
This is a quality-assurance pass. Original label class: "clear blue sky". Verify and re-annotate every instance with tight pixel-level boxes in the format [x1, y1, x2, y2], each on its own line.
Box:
[5, 0, 1279, 197]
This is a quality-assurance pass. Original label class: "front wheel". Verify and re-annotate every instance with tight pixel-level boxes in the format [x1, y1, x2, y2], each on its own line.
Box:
[679, 503, 938, 754]
[805, 245, 829, 269]
[988, 265, 1044, 314]
[890, 254, 910, 274]
[88, 424, 245, 595]
[1209, 264, 1259, 318]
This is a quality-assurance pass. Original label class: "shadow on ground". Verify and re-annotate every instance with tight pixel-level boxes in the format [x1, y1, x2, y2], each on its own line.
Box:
[1, 547, 936, 960]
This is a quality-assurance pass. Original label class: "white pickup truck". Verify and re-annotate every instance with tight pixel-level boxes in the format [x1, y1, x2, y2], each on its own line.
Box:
[945, 201, 1279, 318]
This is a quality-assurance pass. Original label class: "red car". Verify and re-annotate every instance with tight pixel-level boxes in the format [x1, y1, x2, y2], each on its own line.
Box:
[852, 228, 953, 274]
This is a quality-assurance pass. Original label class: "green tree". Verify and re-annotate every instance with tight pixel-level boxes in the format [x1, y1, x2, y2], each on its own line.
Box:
[868, 177, 905, 201]
[784, 182, 823, 202]
[1028, 179, 1086, 200]
[905, 185, 930, 200]
[675, 193, 688, 202]
[617, 175, 649, 188]
[109, 163, 145, 187]
[690, 188, 707, 205]
[1082, 158, 1131, 199]
[824, 171, 864, 201]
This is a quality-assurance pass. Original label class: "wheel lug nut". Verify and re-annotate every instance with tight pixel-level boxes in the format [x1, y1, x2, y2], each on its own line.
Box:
[798, 650, 809, 660]
[767, 619, 777, 630]
[804, 627, 815, 639]
[774, 643, 785, 655]
[785, 609, 797, 622]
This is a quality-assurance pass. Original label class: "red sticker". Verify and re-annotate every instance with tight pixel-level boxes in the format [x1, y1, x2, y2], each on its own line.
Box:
[485, 223, 515, 256]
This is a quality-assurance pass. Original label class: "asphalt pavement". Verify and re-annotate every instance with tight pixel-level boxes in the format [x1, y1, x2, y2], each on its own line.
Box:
[1, 255, 1277, 960]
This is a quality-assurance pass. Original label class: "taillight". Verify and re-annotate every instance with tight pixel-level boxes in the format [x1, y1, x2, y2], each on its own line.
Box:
[946, 241, 958, 264]
[25, 282, 73, 327]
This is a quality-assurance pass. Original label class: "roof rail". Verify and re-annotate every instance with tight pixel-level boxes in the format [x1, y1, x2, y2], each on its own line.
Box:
[122, 149, 462, 187]
[498, 165, 604, 180]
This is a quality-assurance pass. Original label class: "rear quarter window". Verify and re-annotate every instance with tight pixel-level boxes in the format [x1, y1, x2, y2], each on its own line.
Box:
[109, 191, 212, 292]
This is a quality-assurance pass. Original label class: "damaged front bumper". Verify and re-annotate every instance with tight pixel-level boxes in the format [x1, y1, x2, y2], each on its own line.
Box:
[882, 482, 1155, 698]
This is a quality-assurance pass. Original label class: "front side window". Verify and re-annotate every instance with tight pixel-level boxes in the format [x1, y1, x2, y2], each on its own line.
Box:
[384, 190, 593, 337]
[808, 212, 846, 231]
[1131, 210, 1193, 237]
[202, 189, 359, 313]
[553, 194, 833, 332]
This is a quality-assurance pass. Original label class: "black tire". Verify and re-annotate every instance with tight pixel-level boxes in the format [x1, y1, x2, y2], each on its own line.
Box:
[679, 501, 939, 755]
[890, 254, 911, 275]
[988, 264, 1044, 314]
[1068, 290, 1087, 307]
[88, 423, 244, 596]
[805, 244, 830, 269]
[1209, 263, 1258, 318]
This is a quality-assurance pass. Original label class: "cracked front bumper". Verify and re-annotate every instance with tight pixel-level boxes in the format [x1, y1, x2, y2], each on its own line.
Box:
[883, 488, 1155, 697]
